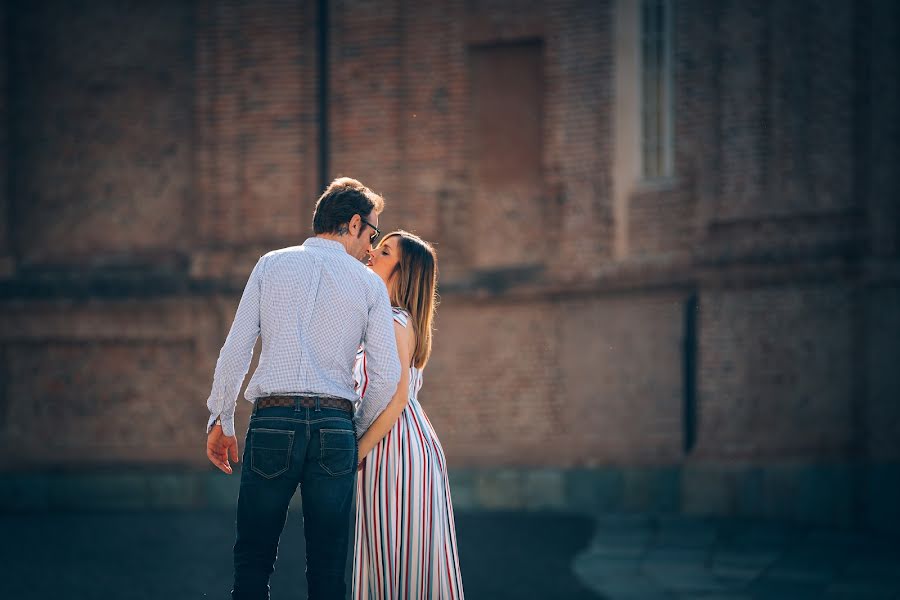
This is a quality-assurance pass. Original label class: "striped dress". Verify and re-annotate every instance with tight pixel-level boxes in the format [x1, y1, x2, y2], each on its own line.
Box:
[352, 307, 465, 600]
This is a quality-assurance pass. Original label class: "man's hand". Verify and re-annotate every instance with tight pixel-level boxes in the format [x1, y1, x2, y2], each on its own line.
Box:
[207, 423, 240, 474]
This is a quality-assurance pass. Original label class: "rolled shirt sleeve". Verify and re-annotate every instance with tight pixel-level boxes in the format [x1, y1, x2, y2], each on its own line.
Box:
[205, 255, 266, 437]
[353, 279, 401, 437]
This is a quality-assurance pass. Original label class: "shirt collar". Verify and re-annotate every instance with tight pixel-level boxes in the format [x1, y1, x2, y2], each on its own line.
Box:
[302, 237, 347, 253]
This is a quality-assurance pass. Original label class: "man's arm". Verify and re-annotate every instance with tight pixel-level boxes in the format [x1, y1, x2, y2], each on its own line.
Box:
[205, 255, 266, 438]
[353, 280, 401, 437]
[357, 318, 412, 461]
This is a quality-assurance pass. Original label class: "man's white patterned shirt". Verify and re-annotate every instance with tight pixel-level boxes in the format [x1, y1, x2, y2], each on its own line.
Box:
[206, 237, 401, 438]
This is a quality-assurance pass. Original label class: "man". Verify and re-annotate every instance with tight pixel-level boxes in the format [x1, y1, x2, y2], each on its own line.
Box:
[205, 177, 401, 599]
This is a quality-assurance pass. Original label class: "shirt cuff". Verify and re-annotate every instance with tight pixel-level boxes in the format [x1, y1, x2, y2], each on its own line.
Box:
[207, 413, 237, 438]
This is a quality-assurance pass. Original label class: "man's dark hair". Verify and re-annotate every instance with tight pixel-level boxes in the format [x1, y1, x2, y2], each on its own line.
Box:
[312, 177, 385, 235]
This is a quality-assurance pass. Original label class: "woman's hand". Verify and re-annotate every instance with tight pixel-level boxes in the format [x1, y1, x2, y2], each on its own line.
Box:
[358, 441, 371, 462]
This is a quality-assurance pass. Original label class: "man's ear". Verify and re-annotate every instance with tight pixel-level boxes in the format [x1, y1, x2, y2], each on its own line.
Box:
[348, 213, 362, 235]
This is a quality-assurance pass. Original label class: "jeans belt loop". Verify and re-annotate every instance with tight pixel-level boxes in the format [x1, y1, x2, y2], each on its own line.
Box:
[314, 396, 321, 412]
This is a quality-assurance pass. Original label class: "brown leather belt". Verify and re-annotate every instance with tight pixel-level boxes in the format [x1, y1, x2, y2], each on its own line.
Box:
[254, 395, 354, 413]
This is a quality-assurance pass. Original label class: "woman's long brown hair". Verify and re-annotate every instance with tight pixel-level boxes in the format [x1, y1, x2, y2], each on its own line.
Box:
[379, 231, 438, 368]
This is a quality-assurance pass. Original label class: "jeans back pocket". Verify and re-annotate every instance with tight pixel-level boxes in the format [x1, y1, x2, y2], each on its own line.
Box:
[250, 428, 294, 479]
[318, 428, 356, 476]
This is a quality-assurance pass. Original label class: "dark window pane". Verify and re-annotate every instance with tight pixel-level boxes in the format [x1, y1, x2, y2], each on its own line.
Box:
[640, 0, 672, 179]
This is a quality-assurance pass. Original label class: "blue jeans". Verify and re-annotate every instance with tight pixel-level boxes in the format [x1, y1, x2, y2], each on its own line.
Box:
[232, 399, 357, 600]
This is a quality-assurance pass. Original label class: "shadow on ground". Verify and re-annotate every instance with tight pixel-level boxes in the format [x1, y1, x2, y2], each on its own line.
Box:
[0, 509, 601, 599]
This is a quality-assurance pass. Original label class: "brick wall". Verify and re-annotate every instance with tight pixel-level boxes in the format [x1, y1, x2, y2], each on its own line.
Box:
[192, 0, 319, 281]
[9, 0, 194, 267]
[328, 0, 407, 219]
[695, 284, 857, 461]
[425, 300, 564, 466]
[422, 289, 686, 468]
[866, 0, 900, 259]
[556, 292, 687, 465]
[863, 0, 900, 464]
[545, 0, 615, 280]
[0, 0, 897, 493]
[0, 2, 9, 274]
[0, 297, 219, 468]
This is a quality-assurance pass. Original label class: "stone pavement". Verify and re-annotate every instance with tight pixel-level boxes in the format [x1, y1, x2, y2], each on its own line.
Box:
[574, 514, 900, 600]
[3, 509, 899, 599]
[0, 510, 599, 600]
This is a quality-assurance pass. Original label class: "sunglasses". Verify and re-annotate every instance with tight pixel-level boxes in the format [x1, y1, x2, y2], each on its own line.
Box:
[360, 217, 381, 244]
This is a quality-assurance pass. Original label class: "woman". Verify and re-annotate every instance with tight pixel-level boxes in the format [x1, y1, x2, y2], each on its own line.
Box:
[352, 231, 465, 600]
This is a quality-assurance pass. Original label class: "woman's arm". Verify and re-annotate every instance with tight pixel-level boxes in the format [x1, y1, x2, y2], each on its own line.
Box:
[357, 320, 414, 462]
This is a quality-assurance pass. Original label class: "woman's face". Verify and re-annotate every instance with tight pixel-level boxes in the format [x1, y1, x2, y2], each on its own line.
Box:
[366, 236, 401, 286]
